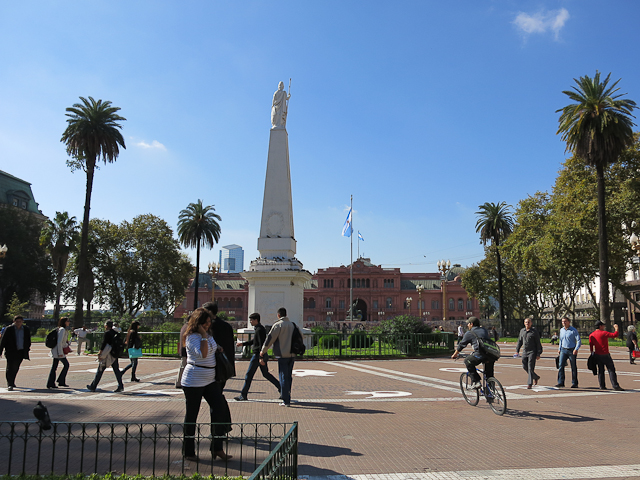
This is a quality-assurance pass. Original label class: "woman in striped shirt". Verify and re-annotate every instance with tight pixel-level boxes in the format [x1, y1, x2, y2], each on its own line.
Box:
[182, 308, 232, 462]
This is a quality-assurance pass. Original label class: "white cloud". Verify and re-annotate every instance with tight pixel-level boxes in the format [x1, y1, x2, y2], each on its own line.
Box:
[134, 139, 167, 151]
[513, 8, 569, 40]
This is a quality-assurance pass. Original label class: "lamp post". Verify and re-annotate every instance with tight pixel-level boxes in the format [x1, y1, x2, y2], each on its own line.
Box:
[416, 284, 424, 317]
[437, 260, 451, 322]
[208, 261, 219, 303]
[405, 296, 412, 314]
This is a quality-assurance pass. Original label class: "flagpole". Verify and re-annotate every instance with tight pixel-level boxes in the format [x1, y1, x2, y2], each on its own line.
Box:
[350, 194, 353, 322]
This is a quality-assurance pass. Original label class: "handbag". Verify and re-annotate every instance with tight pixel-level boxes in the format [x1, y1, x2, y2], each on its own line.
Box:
[633, 350, 640, 359]
[63, 346, 72, 355]
[128, 347, 143, 358]
[215, 351, 234, 383]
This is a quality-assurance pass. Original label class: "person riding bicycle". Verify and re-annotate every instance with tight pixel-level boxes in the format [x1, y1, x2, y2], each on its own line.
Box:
[451, 317, 495, 389]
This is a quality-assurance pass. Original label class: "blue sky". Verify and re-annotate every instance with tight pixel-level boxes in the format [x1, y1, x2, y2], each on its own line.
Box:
[1, 1, 639, 276]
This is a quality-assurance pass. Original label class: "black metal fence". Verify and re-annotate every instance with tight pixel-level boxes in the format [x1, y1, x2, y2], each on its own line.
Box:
[0, 421, 296, 477]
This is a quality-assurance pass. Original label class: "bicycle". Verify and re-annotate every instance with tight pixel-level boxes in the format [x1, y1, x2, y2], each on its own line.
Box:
[459, 366, 507, 416]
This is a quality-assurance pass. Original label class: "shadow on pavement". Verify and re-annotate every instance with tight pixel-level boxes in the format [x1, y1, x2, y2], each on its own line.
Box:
[295, 401, 391, 415]
[299, 441, 363, 458]
[506, 409, 602, 423]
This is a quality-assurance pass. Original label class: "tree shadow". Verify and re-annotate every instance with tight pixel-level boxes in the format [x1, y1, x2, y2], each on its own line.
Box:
[506, 409, 602, 423]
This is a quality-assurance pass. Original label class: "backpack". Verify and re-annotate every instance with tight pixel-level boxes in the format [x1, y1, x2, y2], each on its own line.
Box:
[45, 329, 58, 349]
[290, 324, 305, 356]
[111, 332, 126, 358]
[471, 331, 501, 361]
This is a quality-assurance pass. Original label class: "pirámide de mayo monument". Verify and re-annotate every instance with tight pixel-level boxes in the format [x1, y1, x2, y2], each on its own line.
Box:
[241, 81, 312, 328]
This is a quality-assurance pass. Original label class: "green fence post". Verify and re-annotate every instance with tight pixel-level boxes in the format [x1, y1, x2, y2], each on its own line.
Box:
[160, 333, 165, 356]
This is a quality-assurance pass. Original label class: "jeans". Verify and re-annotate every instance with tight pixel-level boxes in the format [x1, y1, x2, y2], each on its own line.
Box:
[5, 351, 24, 387]
[182, 382, 231, 456]
[521, 352, 540, 385]
[89, 358, 124, 390]
[47, 357, 69, 387]
[557, 348, 578, 386]
[277, 357, 295, 405]
[240, 354, 281, 398]
[121, 358, 138, 378]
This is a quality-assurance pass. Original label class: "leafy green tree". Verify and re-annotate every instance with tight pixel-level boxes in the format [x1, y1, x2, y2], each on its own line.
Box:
[375, 315, 432, 336]
[5, 293, 29, 321]
[89, 214, 193, 316]
[177, 200, 222, 310]
[0, 207, 54, 318]
[61, 96, 126, 327]
[40, 211, 79, 321]
[557, 71, 636, 326]
[475, 202, 514, 331]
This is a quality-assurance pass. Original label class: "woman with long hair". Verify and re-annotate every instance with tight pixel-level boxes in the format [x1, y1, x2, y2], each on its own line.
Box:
[181, 308, 232, 462]
[47, 317, 71, 389]
[121, 321, 141, 382]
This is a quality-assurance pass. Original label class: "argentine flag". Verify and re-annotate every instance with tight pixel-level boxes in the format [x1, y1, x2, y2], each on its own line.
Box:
[358, 231, 364, 241]
[342, 208, 352, 237]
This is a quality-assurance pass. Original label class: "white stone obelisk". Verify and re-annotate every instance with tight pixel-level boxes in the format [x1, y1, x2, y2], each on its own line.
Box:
[242, 81, 311, 329]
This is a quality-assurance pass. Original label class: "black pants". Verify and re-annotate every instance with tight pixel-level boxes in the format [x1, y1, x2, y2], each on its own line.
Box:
[521, 352, 540, 386]
[5, 351, 24, 387]
[594, 353, 620, 389]
[464, 354, 494, 383]
[89, 358, 124, 390]
[47, 357, 69, 387]
[183, 381, 231, 456]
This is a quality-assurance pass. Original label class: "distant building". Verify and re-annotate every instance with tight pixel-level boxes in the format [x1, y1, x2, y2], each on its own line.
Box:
[219, 244, 244, 273]
[174, 257, 480, 329]
[0, 170, 47, 318]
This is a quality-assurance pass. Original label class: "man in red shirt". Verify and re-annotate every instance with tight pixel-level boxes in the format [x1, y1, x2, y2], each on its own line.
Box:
[589, 320, 624, 391]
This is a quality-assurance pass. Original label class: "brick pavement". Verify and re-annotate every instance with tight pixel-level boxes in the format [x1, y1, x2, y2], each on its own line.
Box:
[0, 342, 639, 479]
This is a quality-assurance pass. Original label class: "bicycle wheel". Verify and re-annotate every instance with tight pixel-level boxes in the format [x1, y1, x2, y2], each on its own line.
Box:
[486, 377, 507, 415]
[459, 372, 479, 406]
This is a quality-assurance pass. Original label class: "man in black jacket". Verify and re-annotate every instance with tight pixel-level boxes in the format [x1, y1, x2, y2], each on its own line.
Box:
[86, 321, 124, 393]
[451, 317, 494, 389]
[0, 316, 31, 391]
[203, 302, 236, 390]
[234, 313, 281, 401]
[516, 317, 543, 389]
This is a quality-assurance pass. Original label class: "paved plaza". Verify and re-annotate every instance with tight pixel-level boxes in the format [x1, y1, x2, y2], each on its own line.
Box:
[0, 342, 639, 479]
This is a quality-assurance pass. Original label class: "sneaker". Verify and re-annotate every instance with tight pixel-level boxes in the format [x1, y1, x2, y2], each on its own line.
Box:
[279, 402, 290, 407]
[570, 384, 579, 388]
[234, 395, 247, 401]
[613, 386, 625, 391]
[86, 385, 96, 392]
[554, 384, 564, 388]
[470, 382, 481, 389]
[114, 387, 124, 393]
[7, 386, 13, 391]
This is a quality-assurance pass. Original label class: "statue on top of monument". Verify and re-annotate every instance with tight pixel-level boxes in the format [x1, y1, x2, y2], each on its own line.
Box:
[271, 80, 291, 130]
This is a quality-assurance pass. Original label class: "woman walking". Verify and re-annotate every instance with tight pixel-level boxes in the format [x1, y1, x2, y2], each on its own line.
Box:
[47, 317, 71, 389]
[181, 308, 232, 462]
[121, 321, 142, 382]
[627, 325, 638, 365]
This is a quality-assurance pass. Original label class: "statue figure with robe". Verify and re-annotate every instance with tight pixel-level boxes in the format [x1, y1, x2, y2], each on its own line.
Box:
[271, 81, 290, 129]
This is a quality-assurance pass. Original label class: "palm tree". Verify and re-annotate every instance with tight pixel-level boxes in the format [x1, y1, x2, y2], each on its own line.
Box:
[475, 201, 514, 332]
[177, 200, 222, 310]
[61, 97, 126, 327]
[40, 212, 79, 321]
[557, 71, 636, 326]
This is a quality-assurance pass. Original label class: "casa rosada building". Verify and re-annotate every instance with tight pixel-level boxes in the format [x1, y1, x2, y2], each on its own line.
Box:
[174, 258, 480, 325]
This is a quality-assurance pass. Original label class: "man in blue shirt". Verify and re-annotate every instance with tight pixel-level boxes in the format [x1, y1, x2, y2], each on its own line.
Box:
[556, 316, 581, 388]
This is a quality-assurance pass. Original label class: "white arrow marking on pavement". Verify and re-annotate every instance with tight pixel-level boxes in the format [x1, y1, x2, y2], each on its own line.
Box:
[292, 369, 336, 377]
[345, 391, 412, 398]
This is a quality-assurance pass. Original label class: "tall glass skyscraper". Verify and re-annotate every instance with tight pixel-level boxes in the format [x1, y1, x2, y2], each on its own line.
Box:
[219, 244, 244, 273]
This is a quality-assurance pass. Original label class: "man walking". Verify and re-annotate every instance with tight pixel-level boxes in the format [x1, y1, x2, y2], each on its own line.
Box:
[589, 320, 624, 391]
[234, 313, 281, 401]
[87, 321, 124, 393]
[0, 315, 31, 391]
[515, 317, 543, 389]
[556, 317, 581, 388]
[203, 302, 236, 390]
[260, 307, 296, 407]
[74, 325, 89, 355]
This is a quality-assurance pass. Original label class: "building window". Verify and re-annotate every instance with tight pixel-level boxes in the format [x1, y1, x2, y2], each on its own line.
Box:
[356, 278, 361, 288]
[366, 279, 370, 288]
[386, 297, 392, 308]
[458, 299, 464, 311]
[421, 300, 425, 310]
[308, 316, 315, 322]
[384, 279, 395, 288]
[373, 300, 378, 309]
[326, 297, 332, 308]
[309, 298, 316, 309]
[467, 299, 473, 310]
[323, 279, 334, 288]
[347, 279, 350, 288]
[432, 300, 439, 310]
[339, 300, 345, 309]
[449, 298, 455, 311]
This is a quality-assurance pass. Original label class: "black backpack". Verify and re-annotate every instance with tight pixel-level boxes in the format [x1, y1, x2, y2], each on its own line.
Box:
[111, 332, 126, 358]
[45, 329, 58, 349]
[290, 324, 305, 356]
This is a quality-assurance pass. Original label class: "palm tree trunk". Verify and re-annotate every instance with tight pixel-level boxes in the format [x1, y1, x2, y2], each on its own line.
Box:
[74, 160, 95, 329]
[54, 274, 63, 321]
[596, 162, 611, 327]
[193, 234, 200, 311]
[496, 246, 505, 333]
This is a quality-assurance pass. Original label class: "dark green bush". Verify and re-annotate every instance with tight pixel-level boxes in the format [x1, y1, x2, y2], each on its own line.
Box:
[37, 328, 48, 338]
[318, 334, 341, 349]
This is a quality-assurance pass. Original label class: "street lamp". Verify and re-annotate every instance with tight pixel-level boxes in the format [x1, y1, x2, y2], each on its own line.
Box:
[405, 296, 412, 313]
[208, 261, 219, 303]
[416, 284, 424, 317]
[437, 260, 452, 322]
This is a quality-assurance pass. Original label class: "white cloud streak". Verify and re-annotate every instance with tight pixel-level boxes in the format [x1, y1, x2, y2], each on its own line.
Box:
[513, 8, 569, 40]
[134, 140, 167, 151]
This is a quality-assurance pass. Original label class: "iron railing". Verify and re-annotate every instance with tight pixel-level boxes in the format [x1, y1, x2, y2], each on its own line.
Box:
[87, 332, 181, 357]
[0, 421, 295, 477]
[248, 422, 298, 480]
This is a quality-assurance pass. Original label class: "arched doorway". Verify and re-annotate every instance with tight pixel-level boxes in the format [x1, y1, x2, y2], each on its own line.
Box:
[352, 299, 368, 321]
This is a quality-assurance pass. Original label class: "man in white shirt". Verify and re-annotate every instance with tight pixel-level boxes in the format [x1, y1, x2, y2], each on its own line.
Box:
[74, 325, 89, 355]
